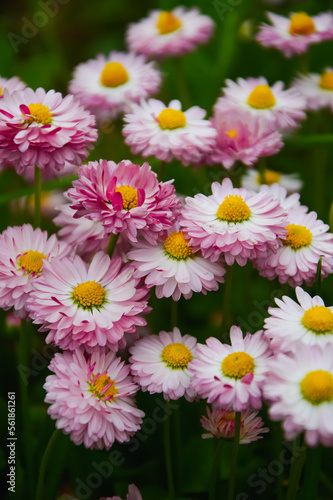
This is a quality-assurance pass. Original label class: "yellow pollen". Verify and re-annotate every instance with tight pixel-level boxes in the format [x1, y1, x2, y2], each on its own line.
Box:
[18, 250, 47, 275]
[227, 129, 236, 138]
[222, 351, 255, 379]
[289, 12, 315, 36]
[115, 185, 138, 211]
[284, 224, 312, 250]
[161, 342, 193, 369]
[89, 373, 118, 401]
[216, 194, 251, 223]
[247, 85, 276, 109]
[157, 108, 186, 130]
[72, 280, 105, 310]
[300, 370, 333, 405]
[0, 87, 3, 96]
[164, 231, 193, 260]
[302, 306, 333, 334]
[27, 103, 52, 124]
[100, 62, 129, 88]
[319, 70, 333, 91]
[256, 169, 281, 186]
[156, 11, 182, 35]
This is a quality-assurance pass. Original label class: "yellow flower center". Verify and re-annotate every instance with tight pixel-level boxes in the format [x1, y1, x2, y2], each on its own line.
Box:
[157, 108, 186, 130]
[100, 62, 129, 88]
[18, 250, 47, 275]
[256, 169, 281, 186]
[247, 85, 276, 109]
[115, 185, 138, 211]
[0, 87, 3, 97]
[289, 12, 316, 36]
[216, 194, 251, 223]
[27, 103, 52, 124]
[300, 370, 333, 405]
[319, 70, 333, 91]
[72, 280, 106, 310]
[161, 342, 193, 369]
[227, 129, 236, 138]
[284, 224, 312, 250]
[89, 373, 118, 402]
[222, 351, 255, 379]
[164, 231, 193, 260]
[302, 306, 333, 334]
[156, 11, 182, 35]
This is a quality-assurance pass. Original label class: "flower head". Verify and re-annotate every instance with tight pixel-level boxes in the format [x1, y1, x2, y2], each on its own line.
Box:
[292, 68, 333, 112]
[0, 75, 26, 97]
[241, 168, 303, 193]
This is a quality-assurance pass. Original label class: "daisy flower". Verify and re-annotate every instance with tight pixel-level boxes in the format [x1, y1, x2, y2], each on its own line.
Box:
[189, 326, 272, 411]
[26, 252, 151, 352]
[292, 68, 333, 112]
[122, 98, 217, 166]
[259, 183, 307, 214]
[214, 77, 306, 129]
[0, 75, 25, 97]
[0, 224, 72, 317]
[129, 327, 197, 401]
[126, 7, 214, 59]
[264, 345, 333, 446]
[69, 51, 161, 123]
[101, 484, 142, 500]
[127, 221, 226, 301]
[179, 177, 288, 266]
[201, 406, 269, 443]
[264, 287, 333, 352]
[253, 209, 333, 287]
[68, 159, 180, 244]
[241, 168, 303, 193]
[44, 348, 144, 450]
[256, 11, 333, 58]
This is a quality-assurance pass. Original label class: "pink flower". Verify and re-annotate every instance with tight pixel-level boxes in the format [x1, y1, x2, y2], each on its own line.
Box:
[122, 99, 217, 166]
[0, 75, 26, 97]
[0, 224, 72, 317]
[44, 349, 144, 449]
[180, 177, 287, 266]
[68, 160, 180, 244]
[129, 327, 197, 401]
[241, 169, 303, 194]
[189, 326, 272, 411]
[0, 87, 97, 175]
[292, 68, 333, 112]
[256, 11, 333, 58]
[69, 51, 161, 124]
[126, 7, 214, 58]
[26, 252, 151, 351]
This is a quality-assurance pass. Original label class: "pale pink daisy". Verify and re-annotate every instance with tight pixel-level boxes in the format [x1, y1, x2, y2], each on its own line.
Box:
[127, 221, 226, 301]
[129, 327, 197, 401]
[69, 51, 161, 123]
[253, 209, 333, 286]
[101, 484, 142, 500]
[264, 287, 333, 352]
[68, 160, 180, 244]
[126, 7, 214, 59]
[214, 77, 306, 129]
[0, 224, 72, 317]
[189, 326, 272, 411]
[179, 177, 288, 266]
[264, 345, 333, 446]
[256, 11, 333, 58]
[122, 98, 217, 166]
[201, 406, 269, 443]
[0, 87, 97, 175]
[292, 68, 333, 112]
[26, 252, 150, 351]
[259, 184, 307, 214]
[0, 75, 25, 97]
[44, 348, 144, 450]
[241, 168, 303, 193]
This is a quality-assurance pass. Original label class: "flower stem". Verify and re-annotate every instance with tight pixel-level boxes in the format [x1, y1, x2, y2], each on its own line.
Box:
[315, 257, 322, 296]
[34, 165, 42, 228]
[285, 436, 307, 500]
[227, 411, 241, 500]
[170, 299, 178, 329]
[159, 161, 167, 182]
[107, 233, 120, 258]
[174, 58, 191, 110]
[221, 266, 234, 341]
[209, 439, 224, 500]
[164, 400, 175, 500]
[35, 428, 61, 500]
[302, 446, 322, 500]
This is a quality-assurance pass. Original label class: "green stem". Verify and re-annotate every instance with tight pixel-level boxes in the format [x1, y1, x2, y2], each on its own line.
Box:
[35, 429, 61, 500]
[302, 446, 322, 500]
[159, 161, 167, 182]
[257, 157, 267, 185]
[315, 257, 322, 296]
[164, 401, 175, 500]
[209, 439, 224, 500]
[107, 233, 120, 258]
[34, 165, 42, 228]
[285, 436, 307, 500]
[227, 411, 241, 500]
[221, 267, 234, 341]
[170, 299, 178, 329]
[174, 58, 191, 109]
